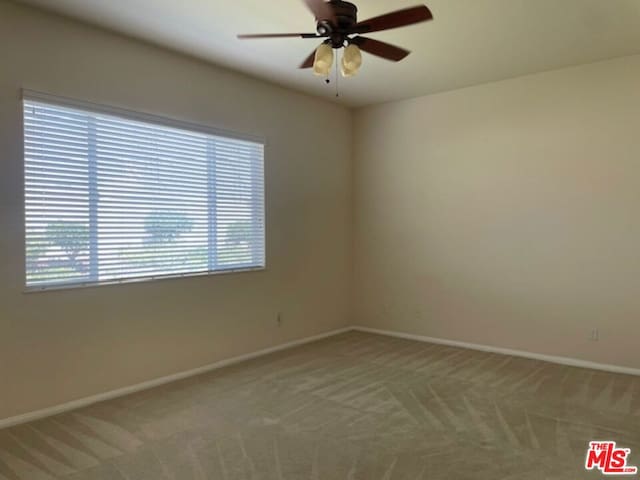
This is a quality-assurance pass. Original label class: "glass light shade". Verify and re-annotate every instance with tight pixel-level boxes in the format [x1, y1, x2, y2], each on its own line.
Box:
[313, 44, 334, 76]
[341, 63, 358, 77]
[341, 44, 362, 77]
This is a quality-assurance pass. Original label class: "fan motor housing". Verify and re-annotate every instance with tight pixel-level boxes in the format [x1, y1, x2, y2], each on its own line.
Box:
[329, 0, 358, 28]
[319, 1, 358, 48]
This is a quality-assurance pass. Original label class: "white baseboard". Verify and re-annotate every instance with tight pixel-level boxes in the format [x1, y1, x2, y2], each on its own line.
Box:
[3, 324, 639, 430]
[0, 327, 352, 430]
[352, 326, 640, 377]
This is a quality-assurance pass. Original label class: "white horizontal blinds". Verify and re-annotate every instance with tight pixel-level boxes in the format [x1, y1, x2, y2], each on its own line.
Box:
[213, 136, 265, 269]
[94, 114, 210, 281]
[25, 102, 92, 286]
[24, 97, 265, 289]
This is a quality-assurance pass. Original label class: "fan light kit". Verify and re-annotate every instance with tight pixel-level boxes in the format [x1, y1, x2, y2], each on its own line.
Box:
[238, 0, 433, 78]
[313, 43, 334, 76]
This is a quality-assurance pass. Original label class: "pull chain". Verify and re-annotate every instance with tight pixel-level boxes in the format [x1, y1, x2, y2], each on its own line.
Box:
[335, 50, 340, 97]
[322, 48, 340, 98]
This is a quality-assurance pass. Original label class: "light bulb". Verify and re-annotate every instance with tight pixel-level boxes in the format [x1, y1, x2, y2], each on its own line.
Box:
[341, 44, 362, 77]
[313, 44, 334, 77]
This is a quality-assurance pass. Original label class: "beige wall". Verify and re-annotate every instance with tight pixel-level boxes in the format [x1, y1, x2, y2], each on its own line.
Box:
[3, 0, 640, 424]
[354, 55, 640, 370]
[0, 1, 352, 420]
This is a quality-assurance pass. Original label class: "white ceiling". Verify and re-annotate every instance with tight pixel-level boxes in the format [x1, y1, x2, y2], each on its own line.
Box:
[16, 0, 640, 107]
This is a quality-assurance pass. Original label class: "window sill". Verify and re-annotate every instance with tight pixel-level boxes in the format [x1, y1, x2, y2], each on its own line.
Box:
[23, 266, 266, 294]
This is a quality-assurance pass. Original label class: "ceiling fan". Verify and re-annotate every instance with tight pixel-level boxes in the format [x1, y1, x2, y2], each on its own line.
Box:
[238, 0, 433, 77]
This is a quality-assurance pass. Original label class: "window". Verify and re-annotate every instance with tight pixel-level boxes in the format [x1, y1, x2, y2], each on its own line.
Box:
[24, 92, 265, 290]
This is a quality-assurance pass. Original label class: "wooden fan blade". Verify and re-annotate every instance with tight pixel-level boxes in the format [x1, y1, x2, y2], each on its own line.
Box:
[350, 36, 410, 62]
[238, 33, 320, 39]
[303, 0, 337, 23]
[299, 49, 317, 68]
[351, 5, 433, 34]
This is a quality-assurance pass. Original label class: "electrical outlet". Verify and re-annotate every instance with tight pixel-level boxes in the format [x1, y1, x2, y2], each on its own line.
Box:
[589, 329, 599, 342]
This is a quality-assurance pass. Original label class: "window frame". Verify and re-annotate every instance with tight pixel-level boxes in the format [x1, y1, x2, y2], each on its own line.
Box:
[22, 90, 267, 292]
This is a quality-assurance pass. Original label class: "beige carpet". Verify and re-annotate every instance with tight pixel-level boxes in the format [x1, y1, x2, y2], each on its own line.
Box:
[0, 331, 639, 479]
